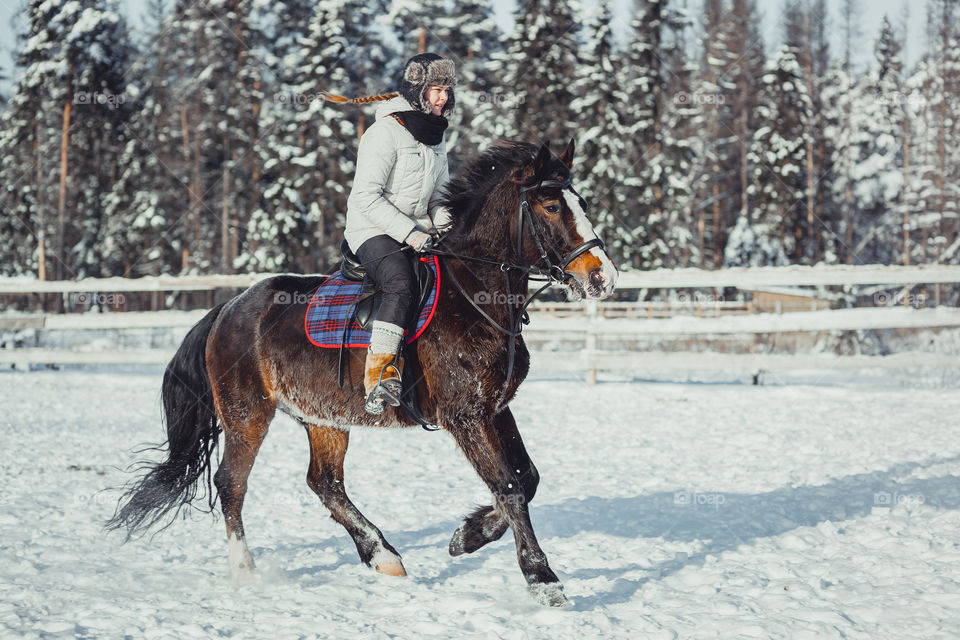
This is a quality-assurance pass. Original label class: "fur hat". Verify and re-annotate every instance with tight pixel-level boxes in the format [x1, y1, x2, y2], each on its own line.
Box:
[399, 53, 456, 117]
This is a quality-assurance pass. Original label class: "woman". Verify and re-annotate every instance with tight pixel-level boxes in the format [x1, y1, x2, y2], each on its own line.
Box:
[323, 53, 456, 414]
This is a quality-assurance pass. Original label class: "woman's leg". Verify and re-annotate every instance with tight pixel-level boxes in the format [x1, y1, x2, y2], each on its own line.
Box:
[354, 235, 417, 413]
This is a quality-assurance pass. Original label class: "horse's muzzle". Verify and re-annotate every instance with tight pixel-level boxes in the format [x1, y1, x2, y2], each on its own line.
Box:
[564, 250, 618, 301]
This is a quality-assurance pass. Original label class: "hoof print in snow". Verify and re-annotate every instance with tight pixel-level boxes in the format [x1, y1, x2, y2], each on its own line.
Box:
[528, 582, 571, 608]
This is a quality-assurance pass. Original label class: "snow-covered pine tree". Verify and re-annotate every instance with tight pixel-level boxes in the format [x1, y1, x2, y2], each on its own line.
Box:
[929, 0, 960, 265]
[658, 2, 702, 268]
[820, 61, 857, 265]
[620, 0, 666, 270]
[820, 0, 862, 265]
[722, 0, 767, 258]
[846, 17, 905, 265]
[781, 0, 832, 264]
[0, 0, 133, 279]
[902, 58, 941, 266]
[570, 1, 632, 268]
[382, 0, 448, 71]
[897, 0, 960, 269]
[436, 0, 503, 174]
[242, 0, 382, 273]
[99, 54, 168, 277]
[741, 45, 811, 266]
[695, 0, 741, 267]
[272, 0, 317, 55]
[496, 0, 582, 144]
[620, 0, 700, 270]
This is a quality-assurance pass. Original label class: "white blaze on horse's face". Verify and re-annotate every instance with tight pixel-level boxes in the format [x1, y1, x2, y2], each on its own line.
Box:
[560, 189, 618, 300]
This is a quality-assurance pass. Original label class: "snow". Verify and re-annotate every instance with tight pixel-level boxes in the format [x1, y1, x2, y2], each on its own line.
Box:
[3, 366, 960, 637]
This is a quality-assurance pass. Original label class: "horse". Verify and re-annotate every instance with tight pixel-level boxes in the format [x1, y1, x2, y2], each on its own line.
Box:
[107, 139, 619, 607]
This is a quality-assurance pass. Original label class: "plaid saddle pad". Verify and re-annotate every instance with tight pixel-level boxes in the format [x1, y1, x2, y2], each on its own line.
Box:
[304, 255, 440, 348]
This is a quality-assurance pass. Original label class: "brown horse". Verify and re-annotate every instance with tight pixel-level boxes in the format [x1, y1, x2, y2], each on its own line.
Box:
[107, 140, 618, 607]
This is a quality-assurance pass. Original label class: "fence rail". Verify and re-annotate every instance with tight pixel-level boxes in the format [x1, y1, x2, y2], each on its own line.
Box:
[3, 265, 958, 381]
[2, 263, 960, 295]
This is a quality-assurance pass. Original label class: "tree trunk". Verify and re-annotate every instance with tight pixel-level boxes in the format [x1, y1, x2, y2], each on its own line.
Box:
[57, 73, 73, 280]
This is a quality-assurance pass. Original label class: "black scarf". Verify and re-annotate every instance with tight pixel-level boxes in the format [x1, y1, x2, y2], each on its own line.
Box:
[391, 111, 448, 145]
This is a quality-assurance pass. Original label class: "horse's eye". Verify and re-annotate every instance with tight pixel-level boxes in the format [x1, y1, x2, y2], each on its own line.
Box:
[544, 204, 561, 215]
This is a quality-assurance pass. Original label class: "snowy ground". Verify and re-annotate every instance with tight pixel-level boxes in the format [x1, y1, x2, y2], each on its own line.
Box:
[2, 365, 960, 638]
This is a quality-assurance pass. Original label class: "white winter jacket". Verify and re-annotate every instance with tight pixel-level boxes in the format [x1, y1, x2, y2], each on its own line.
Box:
[344, 95, 451, 252]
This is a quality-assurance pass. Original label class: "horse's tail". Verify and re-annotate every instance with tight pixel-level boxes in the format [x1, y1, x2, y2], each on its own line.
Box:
[106, 302, 228, 539]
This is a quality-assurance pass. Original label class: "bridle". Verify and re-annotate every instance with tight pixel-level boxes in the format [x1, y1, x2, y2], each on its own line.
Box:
[429, 176, 606, 407]
[517, 178, 605, 282]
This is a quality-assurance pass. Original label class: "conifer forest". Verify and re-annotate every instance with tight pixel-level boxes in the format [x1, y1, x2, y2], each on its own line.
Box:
[1, 0, 958, 284]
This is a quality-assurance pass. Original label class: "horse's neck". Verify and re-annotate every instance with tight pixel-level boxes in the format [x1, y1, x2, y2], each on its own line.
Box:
[445, 260, 530, 326]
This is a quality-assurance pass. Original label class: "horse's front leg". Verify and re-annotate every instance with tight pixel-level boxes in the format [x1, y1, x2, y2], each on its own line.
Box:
[451, 408, 567, 607]
[449, 407, 538, 556]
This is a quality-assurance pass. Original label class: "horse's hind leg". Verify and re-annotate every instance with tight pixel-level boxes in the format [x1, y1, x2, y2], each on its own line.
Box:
[303, 423, 406, 577]
[450, 408, 538, 556]
[214, 420, 269, 585]
[209, 353, 276, 585]
[452, 409, 567, 606]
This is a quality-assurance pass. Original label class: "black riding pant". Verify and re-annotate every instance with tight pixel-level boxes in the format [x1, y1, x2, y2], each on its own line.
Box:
[354, 235, 417, 328]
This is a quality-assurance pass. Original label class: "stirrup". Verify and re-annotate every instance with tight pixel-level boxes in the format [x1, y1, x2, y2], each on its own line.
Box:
[364, 359, 403, 415]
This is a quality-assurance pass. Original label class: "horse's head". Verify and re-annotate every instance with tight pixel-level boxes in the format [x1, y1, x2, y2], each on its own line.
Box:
[511, 140, 618, 300]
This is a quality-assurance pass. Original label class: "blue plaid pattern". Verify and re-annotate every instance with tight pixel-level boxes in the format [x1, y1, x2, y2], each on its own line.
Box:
[305, 255, 440, 348]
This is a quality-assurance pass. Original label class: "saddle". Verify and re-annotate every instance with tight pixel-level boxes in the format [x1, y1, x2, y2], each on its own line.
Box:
[338, 239, 435, 331]
[325, 239, 441, 431]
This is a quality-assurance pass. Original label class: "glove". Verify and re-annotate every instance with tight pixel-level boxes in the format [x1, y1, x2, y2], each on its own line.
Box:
[407, 230, 439, 252]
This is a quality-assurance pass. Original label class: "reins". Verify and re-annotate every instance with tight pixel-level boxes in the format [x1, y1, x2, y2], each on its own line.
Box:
[342, 176, 606, 421]
[426, 177, 605, 405]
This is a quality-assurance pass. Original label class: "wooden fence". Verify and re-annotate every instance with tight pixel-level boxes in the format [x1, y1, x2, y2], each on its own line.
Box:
[2, 264, 959, 381]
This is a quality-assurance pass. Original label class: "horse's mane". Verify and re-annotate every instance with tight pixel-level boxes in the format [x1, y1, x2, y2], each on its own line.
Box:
[439, 140, 538, 241]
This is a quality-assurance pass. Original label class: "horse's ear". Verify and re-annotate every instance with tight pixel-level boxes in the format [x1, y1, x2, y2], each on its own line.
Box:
[532, 143, 551, 179]
[559, 138, 575, 169]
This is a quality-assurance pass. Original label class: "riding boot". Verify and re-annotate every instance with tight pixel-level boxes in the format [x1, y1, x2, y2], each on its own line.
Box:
[363, 350, 404, 415]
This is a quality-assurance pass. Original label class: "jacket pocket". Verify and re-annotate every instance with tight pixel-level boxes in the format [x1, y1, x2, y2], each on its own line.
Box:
[394, 148, 421, 185]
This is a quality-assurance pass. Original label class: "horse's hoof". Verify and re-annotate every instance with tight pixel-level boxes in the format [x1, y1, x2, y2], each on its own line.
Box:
[449, 523, 467, 556]
[371, 549, 407, 577]
[230, 565, 258, 587]
[375, 560, 407, 577]
[528, 582, 571, 608]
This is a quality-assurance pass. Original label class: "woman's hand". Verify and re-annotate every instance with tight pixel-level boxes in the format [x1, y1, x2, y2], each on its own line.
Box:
[406, 230, 440, 252]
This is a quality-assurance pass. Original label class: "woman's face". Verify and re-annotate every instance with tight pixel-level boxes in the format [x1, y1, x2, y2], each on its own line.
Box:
[424, 85, 449, 116]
